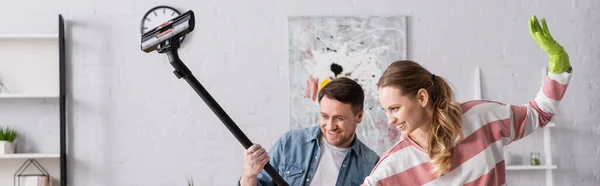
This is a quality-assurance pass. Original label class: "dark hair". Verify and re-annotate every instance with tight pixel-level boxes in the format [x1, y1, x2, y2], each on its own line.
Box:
[318, 77, 364, 114]
[377, 60, 463, 177]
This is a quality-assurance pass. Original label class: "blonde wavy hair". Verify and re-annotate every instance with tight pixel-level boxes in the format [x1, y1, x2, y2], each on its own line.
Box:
[377, 60, 464, 177]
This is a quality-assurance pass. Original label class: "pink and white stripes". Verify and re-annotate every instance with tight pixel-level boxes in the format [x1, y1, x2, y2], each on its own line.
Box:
[362, 70, 572, 186]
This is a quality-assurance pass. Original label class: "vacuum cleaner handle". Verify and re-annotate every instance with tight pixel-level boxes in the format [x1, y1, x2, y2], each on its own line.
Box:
[181, 73, 288, 186]
[140, 10, 289, 186]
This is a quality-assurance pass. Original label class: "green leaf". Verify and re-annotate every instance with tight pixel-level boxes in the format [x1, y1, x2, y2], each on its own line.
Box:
[187, 177, 194, 186]
[0, 126, 17, 142]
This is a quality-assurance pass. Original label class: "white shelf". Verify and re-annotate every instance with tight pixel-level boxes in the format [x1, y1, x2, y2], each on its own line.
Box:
[0, 93, 59, 99]
[0, 34, 57, 39]
[0, 153, 60, 159]
[506, 165, 557, 170]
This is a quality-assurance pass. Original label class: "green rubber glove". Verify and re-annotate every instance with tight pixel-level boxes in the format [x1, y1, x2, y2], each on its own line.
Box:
[529, 15, 571, 73]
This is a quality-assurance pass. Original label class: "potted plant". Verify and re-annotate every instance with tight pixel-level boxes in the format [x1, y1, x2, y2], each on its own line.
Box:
[0, 126, 18, 154]
[187, 177, 194, 186]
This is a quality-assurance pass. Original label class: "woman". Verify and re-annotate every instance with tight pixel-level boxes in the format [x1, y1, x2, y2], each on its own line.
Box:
[362, 15, 573, 185]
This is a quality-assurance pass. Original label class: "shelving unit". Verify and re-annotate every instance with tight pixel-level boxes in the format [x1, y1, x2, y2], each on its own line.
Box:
[506, 165, 558, 170]
[0, 15, 67, 186]
[474, 67, 557, 186]
[505, 122, 557, 186]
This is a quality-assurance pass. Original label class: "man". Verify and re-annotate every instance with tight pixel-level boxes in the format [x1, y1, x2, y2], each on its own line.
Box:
[239, 77, 380, 186]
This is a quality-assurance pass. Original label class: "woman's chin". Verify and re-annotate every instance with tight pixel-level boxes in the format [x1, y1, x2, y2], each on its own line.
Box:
[399, 126, 415, 135]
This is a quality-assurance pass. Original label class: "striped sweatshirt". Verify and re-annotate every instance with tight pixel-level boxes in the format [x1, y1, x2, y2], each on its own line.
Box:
[362, 69, 573, 186]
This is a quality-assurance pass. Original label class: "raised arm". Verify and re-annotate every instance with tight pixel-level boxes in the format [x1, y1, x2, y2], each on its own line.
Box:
[506, 15, 572, 144]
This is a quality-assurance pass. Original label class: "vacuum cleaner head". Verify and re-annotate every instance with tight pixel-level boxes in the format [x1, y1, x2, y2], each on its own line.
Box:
[141, 10, 195, 53]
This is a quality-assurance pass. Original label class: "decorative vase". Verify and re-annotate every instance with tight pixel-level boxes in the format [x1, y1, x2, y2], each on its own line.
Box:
[0, 140, 16, 154]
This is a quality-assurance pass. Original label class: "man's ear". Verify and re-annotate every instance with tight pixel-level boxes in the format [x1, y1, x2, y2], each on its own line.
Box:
[417, 88, 429, 108]
[356, 109, 364, 123]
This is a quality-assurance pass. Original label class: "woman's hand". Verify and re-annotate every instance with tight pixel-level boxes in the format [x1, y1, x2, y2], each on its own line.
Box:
[529, 15, 571, 73]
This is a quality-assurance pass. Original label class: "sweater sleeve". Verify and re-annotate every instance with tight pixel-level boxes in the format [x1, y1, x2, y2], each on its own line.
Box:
[506, 68, 572, 144]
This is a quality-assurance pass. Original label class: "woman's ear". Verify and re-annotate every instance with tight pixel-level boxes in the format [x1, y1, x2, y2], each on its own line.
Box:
[416, 88, 429, 108]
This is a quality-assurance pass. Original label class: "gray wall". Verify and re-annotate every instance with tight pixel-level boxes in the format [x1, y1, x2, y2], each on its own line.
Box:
[1, 0, 598, 185]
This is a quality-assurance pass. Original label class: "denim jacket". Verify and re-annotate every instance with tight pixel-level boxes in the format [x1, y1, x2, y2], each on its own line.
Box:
[239, 125, 380, 186]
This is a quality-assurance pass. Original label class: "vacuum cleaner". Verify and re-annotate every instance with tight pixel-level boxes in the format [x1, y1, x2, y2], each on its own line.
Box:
[140, 10, 289, 186]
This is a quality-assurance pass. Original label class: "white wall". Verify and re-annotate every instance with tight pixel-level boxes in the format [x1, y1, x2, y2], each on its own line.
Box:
[1, 0, 599, 185]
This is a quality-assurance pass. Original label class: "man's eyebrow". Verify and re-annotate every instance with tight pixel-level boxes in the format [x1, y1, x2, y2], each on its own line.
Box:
[319, 112, 344, 117]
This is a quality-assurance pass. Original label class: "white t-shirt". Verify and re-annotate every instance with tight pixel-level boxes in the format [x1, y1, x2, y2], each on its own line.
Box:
[310, 137, 351, 186]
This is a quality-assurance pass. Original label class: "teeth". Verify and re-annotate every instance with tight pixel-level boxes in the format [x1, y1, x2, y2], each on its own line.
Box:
[328, 131, 338, 135]
[397, 122, 406, 129]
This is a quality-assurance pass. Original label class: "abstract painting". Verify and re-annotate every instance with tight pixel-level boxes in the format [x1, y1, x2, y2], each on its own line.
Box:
[288, 16, 407, 155]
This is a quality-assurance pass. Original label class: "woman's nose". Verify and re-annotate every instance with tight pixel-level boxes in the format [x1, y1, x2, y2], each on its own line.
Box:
[387, 115, 397, 125]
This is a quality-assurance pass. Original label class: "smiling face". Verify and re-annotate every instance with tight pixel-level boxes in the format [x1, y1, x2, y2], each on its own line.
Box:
[319, 95, 363, 148]
[377, 86, 431, 136]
